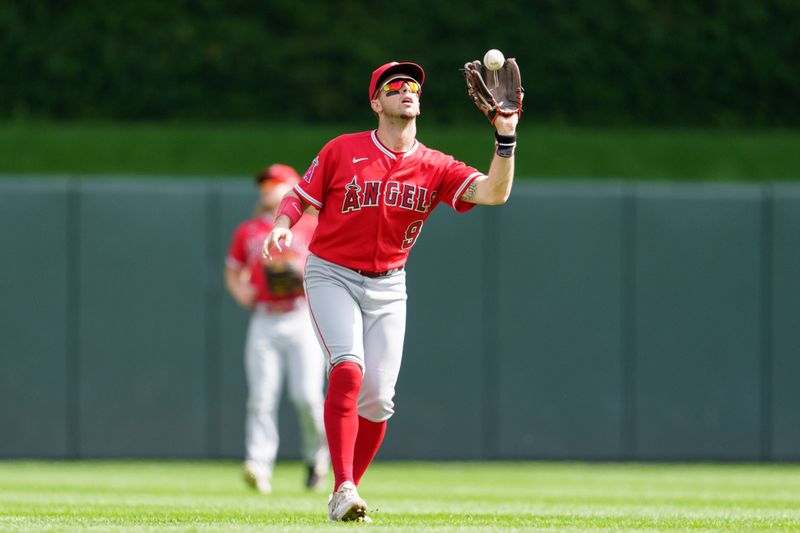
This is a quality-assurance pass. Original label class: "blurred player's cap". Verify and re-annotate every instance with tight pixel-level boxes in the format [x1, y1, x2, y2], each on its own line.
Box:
[255, 164, 299, 187]
[369, 61, 425, 100]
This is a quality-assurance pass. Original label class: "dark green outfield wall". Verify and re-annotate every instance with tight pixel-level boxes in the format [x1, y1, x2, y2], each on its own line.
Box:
[1, 180, 798, 461]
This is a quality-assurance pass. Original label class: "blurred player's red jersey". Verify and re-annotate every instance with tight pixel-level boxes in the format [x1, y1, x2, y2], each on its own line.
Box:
[294, 130, 483, 271]
[226, 215, 316, 302]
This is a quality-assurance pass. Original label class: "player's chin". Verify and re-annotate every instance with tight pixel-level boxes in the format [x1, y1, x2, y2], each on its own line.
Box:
[399, 107, 420, 119]
[385, 109, 419, 121]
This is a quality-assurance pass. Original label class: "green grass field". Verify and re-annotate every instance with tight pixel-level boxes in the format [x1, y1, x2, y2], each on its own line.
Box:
[1, 461, 799, 531]
[1, 121, 800, 182]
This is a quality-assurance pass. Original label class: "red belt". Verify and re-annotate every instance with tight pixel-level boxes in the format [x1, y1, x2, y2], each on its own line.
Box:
[351, 266, 404, 278]
[257, 299, 303, 314]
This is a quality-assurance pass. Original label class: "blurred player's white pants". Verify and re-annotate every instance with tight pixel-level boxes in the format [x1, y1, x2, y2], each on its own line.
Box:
[244, 300, 328, 478]
[304, 253, 408, 423]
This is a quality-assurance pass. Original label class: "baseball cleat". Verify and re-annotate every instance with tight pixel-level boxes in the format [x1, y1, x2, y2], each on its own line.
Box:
[305, 463, 327, 491]
[243, 460, 272, 494]
[328, 481, 368, 521]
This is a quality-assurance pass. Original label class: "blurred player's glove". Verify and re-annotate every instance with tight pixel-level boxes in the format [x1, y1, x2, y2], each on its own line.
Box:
[263, 263, 304, 297]
[462, 58, 523, 124]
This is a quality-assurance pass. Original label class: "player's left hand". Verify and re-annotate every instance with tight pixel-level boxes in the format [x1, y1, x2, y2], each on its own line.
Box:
[463, 58, 524, 126]
[494, 113, 518, 136]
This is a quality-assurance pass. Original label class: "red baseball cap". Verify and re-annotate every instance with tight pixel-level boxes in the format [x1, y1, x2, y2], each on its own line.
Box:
[368, 61, 425, 100]
[255, 164, 299, 186]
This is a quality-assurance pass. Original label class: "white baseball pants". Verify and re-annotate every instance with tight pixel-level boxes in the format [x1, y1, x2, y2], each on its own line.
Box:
[244, 301, 328, 476]
[303, 253, 408, 423]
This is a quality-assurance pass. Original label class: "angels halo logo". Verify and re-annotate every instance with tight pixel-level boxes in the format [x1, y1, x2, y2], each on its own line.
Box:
[303, 157, 319, 183]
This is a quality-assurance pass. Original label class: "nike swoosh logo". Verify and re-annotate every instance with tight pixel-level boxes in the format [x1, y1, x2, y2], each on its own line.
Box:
[352, 157, 368, 164]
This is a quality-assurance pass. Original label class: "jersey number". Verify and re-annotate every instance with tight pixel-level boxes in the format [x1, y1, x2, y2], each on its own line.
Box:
[401, 220, 424, 250]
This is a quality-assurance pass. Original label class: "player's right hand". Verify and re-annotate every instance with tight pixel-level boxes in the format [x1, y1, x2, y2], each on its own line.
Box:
[262, 228, 293, 262]
[234, 284, 258, 309]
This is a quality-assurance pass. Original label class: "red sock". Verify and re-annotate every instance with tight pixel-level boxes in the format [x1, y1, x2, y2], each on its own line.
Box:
[353, 416, 387, 486]
[324, 362, 362, 491]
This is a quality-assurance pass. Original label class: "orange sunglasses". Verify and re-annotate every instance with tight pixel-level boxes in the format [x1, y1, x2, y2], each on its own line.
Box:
[381, 79, 421, 94]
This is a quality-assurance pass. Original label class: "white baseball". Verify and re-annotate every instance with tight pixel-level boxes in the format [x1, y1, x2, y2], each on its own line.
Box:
[483, 49, 505, 71]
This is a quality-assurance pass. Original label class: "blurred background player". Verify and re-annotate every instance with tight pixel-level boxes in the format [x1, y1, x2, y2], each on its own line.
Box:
[224, 164, 328, 493]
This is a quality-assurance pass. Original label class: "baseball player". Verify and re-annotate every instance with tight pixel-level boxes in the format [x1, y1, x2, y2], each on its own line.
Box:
[225, 164, 329, 493]
[263, 60, 521, 521]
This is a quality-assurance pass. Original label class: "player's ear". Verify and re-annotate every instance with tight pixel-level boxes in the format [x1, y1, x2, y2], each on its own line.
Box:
[370, 98, 382, 114]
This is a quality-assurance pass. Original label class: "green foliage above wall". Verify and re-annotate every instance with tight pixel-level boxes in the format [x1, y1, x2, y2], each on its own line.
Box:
[1, 0, 798, 127]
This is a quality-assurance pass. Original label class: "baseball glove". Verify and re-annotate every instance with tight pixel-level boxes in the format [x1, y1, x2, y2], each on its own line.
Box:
[263, 263, 304, 297]
[462, 58, 523, 124]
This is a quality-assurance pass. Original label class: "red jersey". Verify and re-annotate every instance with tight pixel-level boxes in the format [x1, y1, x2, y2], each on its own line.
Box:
[294, 130, 483, 271]
[226, 214, 317, 302]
